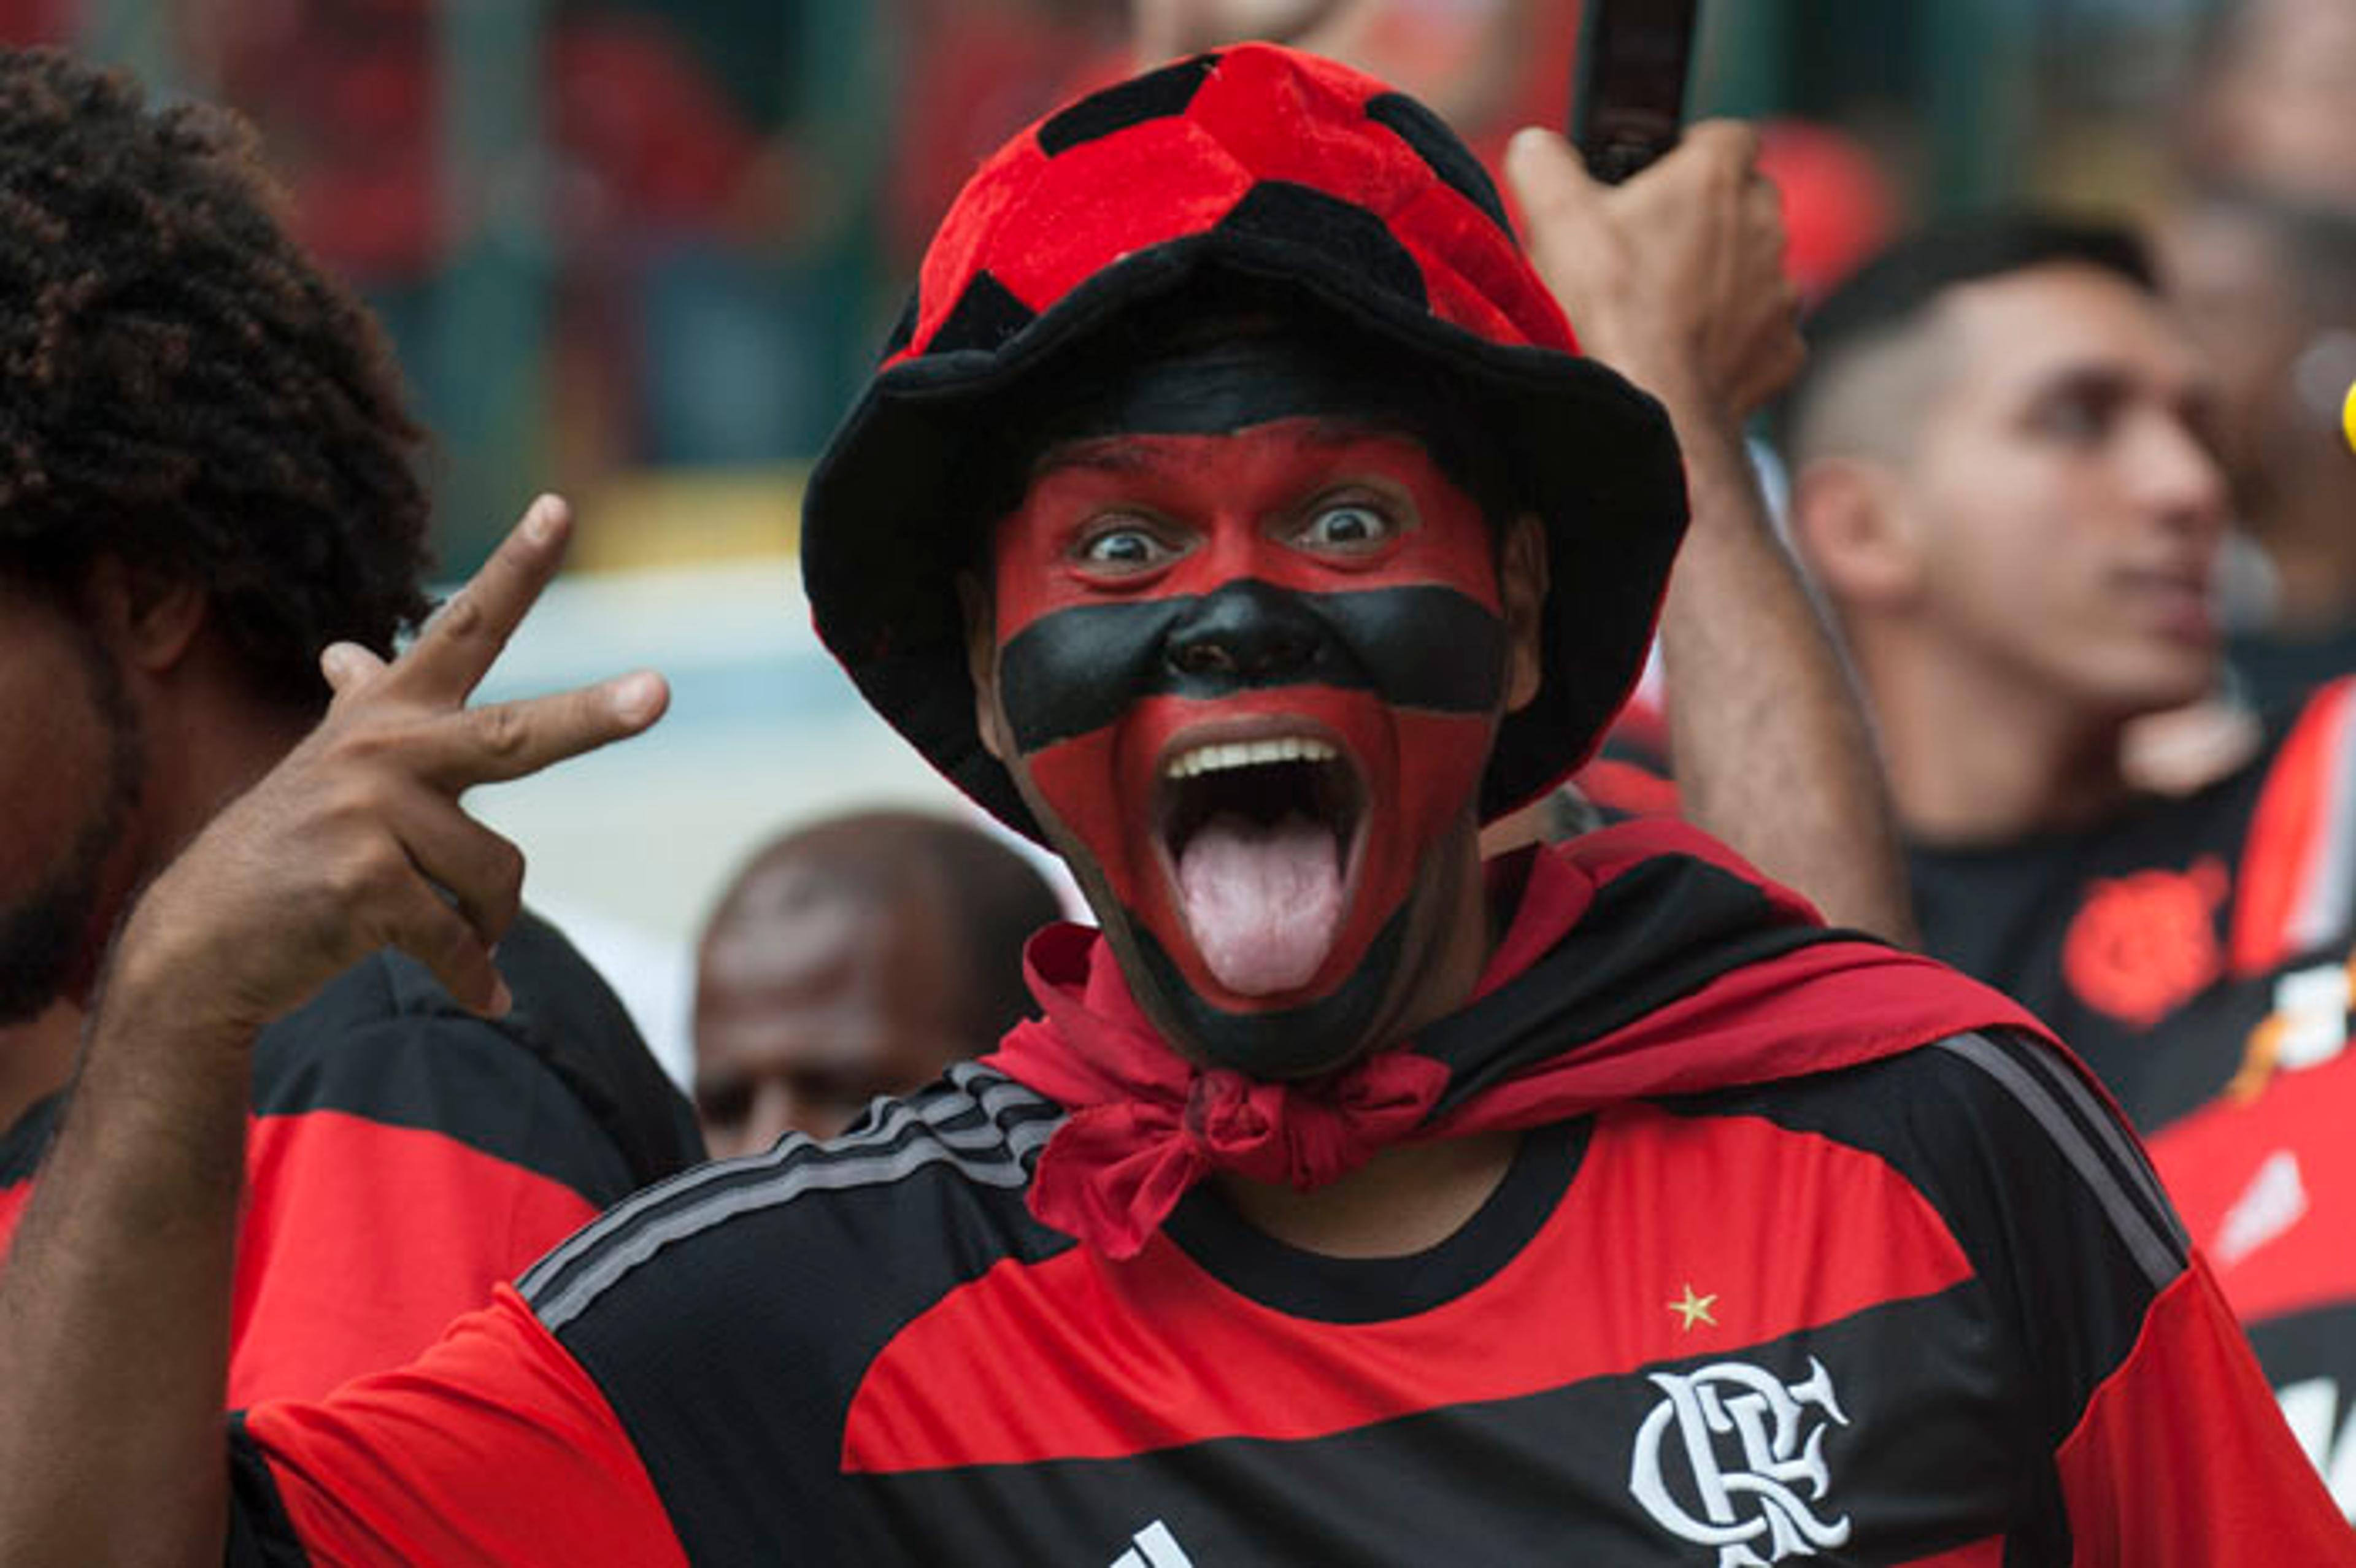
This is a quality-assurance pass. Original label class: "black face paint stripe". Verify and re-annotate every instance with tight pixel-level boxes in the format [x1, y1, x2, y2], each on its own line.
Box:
[998, 582, 1505, 754]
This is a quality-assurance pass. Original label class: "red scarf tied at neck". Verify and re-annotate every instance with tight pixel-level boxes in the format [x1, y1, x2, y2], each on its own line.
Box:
[986, 820, 2054, 1259]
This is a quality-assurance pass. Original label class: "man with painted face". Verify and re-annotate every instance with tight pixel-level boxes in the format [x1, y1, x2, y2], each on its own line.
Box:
[1, 45, 2345, 1567]
[963, 307, 1550, 1083]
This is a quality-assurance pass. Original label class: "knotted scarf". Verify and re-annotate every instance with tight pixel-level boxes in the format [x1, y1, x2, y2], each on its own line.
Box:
[985, 820, 2054, 1258]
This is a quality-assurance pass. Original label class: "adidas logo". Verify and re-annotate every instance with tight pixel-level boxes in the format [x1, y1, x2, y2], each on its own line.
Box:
[1109, 1519, 1196, 1568]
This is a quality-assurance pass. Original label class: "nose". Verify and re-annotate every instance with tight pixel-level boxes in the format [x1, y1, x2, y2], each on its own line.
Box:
[1163, 580, 1328, 683]
[2130, 409, 2230, 537]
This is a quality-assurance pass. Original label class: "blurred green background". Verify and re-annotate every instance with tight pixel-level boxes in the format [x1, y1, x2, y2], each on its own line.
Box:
[25, 0, 2231, 574]
[1, 0, 2274, 1075]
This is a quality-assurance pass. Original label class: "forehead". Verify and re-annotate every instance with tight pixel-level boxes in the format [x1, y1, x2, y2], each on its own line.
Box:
[1931, 263, 2210, 415]
[700, 859, 942, 992]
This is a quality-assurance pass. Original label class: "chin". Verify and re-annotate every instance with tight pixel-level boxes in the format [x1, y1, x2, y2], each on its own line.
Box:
[1075, 813, 1482, 1082]
[1126, 910, 1413, 1078]
[2117, 664, 2227, 723]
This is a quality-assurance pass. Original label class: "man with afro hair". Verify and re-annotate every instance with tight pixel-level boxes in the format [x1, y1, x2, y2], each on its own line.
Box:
[0, 47, 699, 1410]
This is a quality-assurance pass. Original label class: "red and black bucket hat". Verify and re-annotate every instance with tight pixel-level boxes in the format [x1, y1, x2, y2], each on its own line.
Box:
[802, 43, 1688, 844]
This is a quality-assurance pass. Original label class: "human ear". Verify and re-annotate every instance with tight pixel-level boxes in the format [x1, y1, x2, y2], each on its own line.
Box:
[82, 555, 207, 674]
[1498, 513, 1549, 713]
[958, 571, 1013, 763]
[1787, 458, 1923, 611]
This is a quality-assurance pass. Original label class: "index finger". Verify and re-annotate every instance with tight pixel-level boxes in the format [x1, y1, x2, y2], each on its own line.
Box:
[393, 495, 574, 704]
[418, 669, 670, 793]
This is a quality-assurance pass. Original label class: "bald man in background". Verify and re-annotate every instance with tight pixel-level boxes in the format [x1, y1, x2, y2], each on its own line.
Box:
[692, 811, 1065, 1154]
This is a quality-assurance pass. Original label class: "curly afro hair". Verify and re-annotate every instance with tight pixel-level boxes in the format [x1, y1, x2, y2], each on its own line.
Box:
[0, 48, 431, 712]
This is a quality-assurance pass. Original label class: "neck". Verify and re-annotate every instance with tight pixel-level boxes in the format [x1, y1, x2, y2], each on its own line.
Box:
[1215, 1129, 1522, 1257]
[1206, 824, 1514, 1256]
[83, 650, 314, 1004]
[133, 648, 315, 877]
[0, 1002, 83, 1133]
[1861, 632, 2131, 845]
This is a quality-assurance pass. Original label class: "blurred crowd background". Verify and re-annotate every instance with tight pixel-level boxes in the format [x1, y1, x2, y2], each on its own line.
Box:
[4, 0, 2343, 1077]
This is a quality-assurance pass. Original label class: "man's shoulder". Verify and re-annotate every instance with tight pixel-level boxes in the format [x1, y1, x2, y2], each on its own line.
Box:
[520, 1063, 1071, 1341]
[1664, 1029, 2188, 1291]
[260, 907, 634, 1046]
[252, 907, 703, 1189]
[1661, 1029, 2193, 1430]
[515, 1064, 1072, 1500]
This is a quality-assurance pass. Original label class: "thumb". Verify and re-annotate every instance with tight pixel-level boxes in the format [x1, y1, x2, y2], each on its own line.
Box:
[1504, 126, 1609, 237]
[320, 640, 390, 696]
[1503, 126, 1626, 323]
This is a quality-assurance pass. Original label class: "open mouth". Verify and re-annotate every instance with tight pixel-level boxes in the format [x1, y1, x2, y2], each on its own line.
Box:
[1155, 734, 1366, 997]
[2113, 565, 2218, 641]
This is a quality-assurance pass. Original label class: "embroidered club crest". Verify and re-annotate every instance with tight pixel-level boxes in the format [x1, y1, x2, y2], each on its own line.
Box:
[1628, 1355, 1853, 1566]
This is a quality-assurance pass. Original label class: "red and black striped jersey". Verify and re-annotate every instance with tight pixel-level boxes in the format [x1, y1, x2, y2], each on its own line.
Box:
[224, 1031, 2344, 1564]
[0, 909, 703, 1409]
[1912, 675, 2356, 1514]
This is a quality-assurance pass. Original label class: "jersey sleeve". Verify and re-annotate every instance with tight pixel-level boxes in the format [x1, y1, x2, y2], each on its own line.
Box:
[2055, 1254, 2355, 1564]
[1907, 1030, 2352, 1564]
[1705, 1026, 2354, 1558]
[229, 1285, 687, 1568]
[228, 1004, 641, 1407]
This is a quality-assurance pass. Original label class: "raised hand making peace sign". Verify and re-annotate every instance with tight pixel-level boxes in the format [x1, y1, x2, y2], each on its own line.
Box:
[0, 497, 671, 1564]
[112, 494, 668, 1042]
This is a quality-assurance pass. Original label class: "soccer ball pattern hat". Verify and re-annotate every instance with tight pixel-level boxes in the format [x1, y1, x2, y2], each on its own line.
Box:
[801, 43, 1689, 844]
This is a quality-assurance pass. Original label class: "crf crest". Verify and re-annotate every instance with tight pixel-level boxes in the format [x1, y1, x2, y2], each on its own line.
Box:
[1629, 1355, 1853, 1566]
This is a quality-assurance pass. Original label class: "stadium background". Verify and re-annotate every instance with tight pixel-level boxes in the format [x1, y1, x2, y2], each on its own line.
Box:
[0, 0, 2256, 1076]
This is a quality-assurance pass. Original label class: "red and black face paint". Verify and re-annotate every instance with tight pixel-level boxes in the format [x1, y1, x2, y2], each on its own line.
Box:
[981, 331, 1523, 1077]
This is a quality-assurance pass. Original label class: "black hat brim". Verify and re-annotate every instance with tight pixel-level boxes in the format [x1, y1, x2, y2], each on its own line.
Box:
[802, 233, 1689, 845]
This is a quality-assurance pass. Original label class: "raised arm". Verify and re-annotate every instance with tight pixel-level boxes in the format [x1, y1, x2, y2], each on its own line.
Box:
[1505, 123, 1917, 944]
[0, 498, 666, 1567]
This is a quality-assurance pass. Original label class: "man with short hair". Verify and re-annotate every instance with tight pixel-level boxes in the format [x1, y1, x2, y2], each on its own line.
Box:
[691, 810, 1064, 1151]
[0, 47, 701, 1407]
[2, 47, 2343, 1564]
[1785, 213, 2356, 1512]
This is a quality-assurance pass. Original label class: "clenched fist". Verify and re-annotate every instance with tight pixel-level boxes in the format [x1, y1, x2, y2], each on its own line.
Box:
[1507, 120, 1804, 425]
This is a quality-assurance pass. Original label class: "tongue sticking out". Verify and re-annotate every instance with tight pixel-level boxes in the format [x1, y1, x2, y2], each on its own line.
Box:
[1175, 810, 1347, 996]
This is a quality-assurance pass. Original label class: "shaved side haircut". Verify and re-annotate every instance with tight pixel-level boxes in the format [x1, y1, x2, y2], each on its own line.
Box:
[1781, 216, 2157, 468]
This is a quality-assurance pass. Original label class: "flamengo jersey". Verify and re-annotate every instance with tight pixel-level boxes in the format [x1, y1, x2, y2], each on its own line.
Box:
[227, 1045, 2344, 1565]
[1911, 676, 2356, 1513]
[0, 910, 704, 1408]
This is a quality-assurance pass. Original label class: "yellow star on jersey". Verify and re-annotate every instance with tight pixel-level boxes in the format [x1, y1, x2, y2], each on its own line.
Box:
[1668, 1283, 1719, 1331]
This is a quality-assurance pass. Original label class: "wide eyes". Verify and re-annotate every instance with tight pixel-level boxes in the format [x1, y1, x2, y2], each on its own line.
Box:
[1068, 497, 1400, 580]
[1295, 501, 1395, 551]
[1076, 521, 1179, 574]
